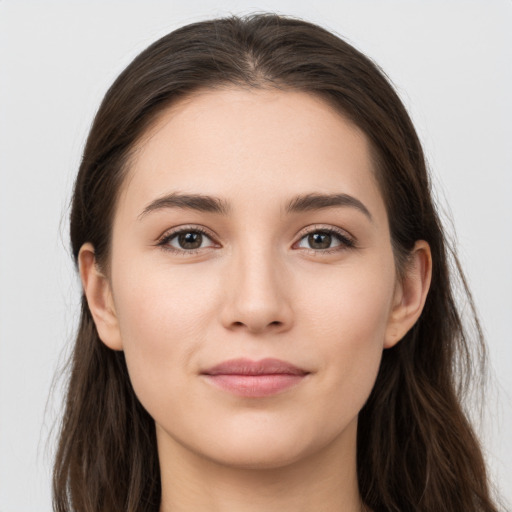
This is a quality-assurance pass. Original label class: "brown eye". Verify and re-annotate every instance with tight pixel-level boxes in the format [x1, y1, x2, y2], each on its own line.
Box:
[307, 232, 332, 249]
[177, 231, 203, 249]
[160, 228, 216, 253]
[296, 228, 354, 252]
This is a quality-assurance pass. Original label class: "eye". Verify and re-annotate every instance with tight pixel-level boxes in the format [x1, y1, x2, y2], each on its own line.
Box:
[295, 227, 355, 253]
[158, 227, 217, 254]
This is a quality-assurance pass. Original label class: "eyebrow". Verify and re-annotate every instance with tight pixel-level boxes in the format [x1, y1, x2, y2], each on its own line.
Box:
[138, 192, 231, 219]
[285, 193, 373, 221]
[138, 191, 373, 222]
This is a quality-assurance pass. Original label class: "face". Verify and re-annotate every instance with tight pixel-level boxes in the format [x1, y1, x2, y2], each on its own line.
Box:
[99, 88, 405, 469]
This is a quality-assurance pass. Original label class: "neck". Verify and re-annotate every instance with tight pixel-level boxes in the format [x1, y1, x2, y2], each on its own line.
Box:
[158, 418, 362, 512]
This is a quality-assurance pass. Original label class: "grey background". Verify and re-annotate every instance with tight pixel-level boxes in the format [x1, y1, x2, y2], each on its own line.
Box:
[1, 1, 511, 510]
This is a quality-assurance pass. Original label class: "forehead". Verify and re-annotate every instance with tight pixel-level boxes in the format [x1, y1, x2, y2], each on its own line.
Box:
[117, 87, 387, 224]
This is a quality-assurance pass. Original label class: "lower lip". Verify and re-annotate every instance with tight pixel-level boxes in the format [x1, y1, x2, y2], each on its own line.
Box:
[203, 374, 306, 397]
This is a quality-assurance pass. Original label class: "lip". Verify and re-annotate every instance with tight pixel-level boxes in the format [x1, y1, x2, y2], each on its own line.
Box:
[201, 358, 310, 398]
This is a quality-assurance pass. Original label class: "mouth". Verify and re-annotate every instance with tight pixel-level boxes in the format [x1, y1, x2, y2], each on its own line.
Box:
[201, 358, 310, 398]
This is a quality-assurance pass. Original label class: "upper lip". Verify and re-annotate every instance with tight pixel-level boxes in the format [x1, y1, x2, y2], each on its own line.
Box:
[202, 358, 309, 376]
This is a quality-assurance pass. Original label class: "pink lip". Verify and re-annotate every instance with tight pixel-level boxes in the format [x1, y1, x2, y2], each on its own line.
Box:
[201, 358, 309, 397]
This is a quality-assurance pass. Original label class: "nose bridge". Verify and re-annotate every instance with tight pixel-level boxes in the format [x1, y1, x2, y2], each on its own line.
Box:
[221, 235, 292, 333]
[238, 242, 279, 301]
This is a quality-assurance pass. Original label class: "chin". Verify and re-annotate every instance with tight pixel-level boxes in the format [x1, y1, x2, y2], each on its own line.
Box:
[202, 437, 312, 470]
[187, 416, 351, 471]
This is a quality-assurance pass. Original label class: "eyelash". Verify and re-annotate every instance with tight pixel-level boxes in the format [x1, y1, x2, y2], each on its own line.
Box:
[157, 225, 216, 255]
[296, 225, 356, 255]
[156, 224, 356, 256]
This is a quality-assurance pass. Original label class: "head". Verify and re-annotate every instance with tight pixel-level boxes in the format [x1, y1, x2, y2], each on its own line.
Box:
[54, 13, 496, 512]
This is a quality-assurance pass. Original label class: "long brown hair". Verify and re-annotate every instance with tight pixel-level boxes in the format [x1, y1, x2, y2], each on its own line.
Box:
[53, 13, 500, 511]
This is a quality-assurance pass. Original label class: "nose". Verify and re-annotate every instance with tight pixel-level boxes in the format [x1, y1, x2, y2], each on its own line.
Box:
[220, 245, 293, 335]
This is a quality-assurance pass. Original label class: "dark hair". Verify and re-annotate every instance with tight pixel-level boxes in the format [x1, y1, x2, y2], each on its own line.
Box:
[53, 13, 499, 512]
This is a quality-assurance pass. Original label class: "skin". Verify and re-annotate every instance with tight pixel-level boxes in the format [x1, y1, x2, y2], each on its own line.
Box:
[80, 88, 432, 512]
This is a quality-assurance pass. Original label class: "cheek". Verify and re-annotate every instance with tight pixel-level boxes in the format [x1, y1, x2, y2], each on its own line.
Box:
[111, 260, 220, 409]
[302, 251, 395, 343]
[299, 255, 395, 407]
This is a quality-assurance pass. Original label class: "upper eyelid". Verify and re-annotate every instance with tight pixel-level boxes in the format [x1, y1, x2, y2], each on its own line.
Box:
[297, 224, 352, 237]
[158, 224, 217, 242]
[159, 224, 352, 241]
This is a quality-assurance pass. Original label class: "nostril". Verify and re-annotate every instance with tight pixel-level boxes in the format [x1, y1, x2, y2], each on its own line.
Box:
[230, 320, 283, 330]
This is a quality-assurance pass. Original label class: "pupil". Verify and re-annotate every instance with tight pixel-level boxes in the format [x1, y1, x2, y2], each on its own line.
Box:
[309, 232, 331, 249]
[178, 232, 202, 249]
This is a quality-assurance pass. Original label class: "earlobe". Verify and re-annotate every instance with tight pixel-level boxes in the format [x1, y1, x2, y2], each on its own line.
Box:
[384, 240, 432, 349]
[78, 243, 123, 351]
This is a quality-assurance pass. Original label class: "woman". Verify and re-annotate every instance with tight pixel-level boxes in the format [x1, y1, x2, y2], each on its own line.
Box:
[53, 13, 500, 512]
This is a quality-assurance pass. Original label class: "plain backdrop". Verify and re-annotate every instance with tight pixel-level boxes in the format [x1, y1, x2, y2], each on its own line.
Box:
[1, 1, 511, 510]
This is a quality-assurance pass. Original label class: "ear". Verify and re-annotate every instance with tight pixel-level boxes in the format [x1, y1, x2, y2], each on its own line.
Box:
[384, 240, 432, 349]
[78, 243, 123, 351]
